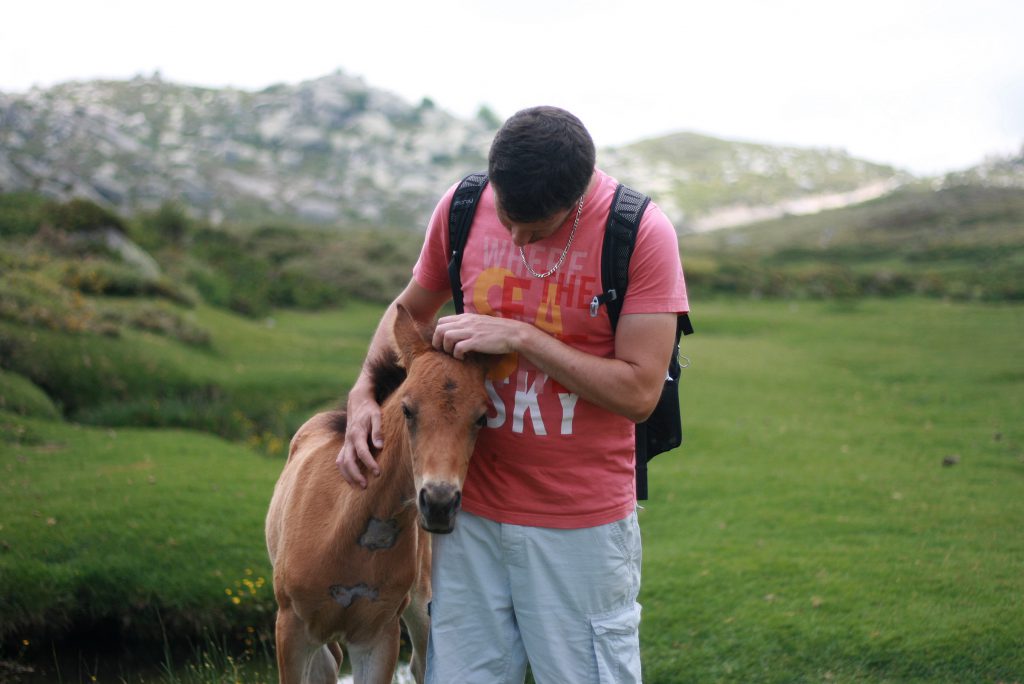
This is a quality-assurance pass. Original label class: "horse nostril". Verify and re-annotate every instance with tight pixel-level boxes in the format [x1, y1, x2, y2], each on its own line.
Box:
[447, 490, 462, 516]
[418, 484, 461, 518]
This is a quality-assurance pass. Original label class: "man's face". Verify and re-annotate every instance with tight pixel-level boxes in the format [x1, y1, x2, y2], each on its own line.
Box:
[494, 195, 576, 247]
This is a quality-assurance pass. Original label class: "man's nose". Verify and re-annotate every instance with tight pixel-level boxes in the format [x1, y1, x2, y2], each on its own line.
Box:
[509, 225, 531, 246]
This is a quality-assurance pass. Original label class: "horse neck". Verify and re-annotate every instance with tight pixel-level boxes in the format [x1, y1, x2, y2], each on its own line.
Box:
[363, 396, 415, 514]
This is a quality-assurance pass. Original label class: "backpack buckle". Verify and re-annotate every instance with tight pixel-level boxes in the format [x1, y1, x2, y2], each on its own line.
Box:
[589, 289, 617, 317]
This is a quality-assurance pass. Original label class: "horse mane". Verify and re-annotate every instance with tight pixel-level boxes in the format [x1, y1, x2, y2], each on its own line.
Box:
[370, 347, 407, 405]
[326, 411, 348, 436]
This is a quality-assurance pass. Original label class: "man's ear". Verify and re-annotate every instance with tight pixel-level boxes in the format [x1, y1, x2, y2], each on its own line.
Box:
[392, 304, 432, 368]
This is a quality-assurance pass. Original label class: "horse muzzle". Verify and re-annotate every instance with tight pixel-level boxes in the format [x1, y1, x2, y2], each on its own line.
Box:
[417, 482, 462, 534]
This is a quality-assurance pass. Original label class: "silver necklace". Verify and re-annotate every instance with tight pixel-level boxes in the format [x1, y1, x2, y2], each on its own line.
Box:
[519, 195, 585, 278]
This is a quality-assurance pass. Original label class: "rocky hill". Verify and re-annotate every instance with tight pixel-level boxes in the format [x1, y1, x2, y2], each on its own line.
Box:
[1, 71, 919, 230]
[939, 146, 1024, 190]
[0, 71, 495, 227]
[603, 132, 906, 231]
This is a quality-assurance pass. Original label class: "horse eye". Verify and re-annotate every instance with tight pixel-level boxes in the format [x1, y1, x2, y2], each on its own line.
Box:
[402, 404, 414, 420]
[475, 414, 487, 428]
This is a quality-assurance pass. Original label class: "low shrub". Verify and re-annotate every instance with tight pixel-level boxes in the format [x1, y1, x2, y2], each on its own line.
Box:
[122, 306, 211, 346]
[0, 370, 60, 420]
[0, 192, 49, 237]
[44, 198, 127, 234]
[61, 259, 194, 307]
[0, 320, 203, 415]
[0, 270, 117, 336]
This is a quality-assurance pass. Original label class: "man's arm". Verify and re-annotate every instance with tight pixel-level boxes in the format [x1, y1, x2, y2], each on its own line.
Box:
[432, 311, 677, 423]
[336, 279, 451, 487]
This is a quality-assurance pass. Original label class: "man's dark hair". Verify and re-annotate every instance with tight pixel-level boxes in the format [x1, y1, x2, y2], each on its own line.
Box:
[487, 106, 596, 223]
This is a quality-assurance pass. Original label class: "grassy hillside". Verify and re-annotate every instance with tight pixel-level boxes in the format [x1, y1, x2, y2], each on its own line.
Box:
[2, 299, 1023, 683]
[604, 131, 903, 219]
[0, 193, 420, 449]
[2, 188, 1023, 681]
[0, 300, 378, 680]
[1, 419, 280, 641]
[1, 298, 381, 450]
[680, 183, 1024, 300]
[0, 195, 394, 670]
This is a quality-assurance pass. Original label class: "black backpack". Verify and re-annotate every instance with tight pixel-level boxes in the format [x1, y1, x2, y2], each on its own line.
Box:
[445, 172, 693, 500]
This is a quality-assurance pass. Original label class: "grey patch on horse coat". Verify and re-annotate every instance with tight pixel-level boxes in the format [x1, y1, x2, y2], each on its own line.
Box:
[359, 517, 401, 550]
[329, 583, 379, 608]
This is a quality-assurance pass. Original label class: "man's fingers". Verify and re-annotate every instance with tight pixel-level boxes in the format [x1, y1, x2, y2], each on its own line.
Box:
[450, 340, 467, 360]
[369, 412, 384, 452]
[334, 415, 385, 489]
[433, 322, 467, 356]
[355, 439, 380, 478]
[432, 315, 463, 350]
[335, 454, 364, 485]
[432, 314, 517, 358]
[336, 444, 367, 489]
[431, 325, 448, 352]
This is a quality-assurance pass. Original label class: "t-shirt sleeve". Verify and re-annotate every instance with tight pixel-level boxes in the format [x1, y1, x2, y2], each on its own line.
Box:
[619, 200, 689, 316]
[412, 183, 460, 293]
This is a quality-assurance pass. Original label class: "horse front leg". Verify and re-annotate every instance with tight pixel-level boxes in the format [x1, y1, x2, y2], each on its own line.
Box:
[402, 593, 429, 684]
[402, 533, 431, 684]
[347, 618, 401, 684]
[275, 605, 341, 684]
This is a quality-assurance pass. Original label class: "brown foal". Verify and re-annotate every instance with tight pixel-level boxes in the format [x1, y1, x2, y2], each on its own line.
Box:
[266, 305, 492, 683]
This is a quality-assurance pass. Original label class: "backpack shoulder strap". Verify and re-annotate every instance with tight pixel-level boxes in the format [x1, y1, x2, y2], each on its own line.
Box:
[592, 183, 650, 329]
[592, 183, 695, 337]
[447, 172, 488, 314]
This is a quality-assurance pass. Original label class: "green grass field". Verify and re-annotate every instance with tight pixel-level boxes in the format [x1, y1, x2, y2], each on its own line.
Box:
[677, 185, 1024, 302]
[2, 297, 1022, 683]
[641, 298, 1023, 683]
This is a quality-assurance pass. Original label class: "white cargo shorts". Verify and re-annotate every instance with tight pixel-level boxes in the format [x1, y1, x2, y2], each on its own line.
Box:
[425, 510, 642, 684]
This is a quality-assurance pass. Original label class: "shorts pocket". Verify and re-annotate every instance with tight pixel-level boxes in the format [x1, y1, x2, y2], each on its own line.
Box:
[590, 602, 642, 683]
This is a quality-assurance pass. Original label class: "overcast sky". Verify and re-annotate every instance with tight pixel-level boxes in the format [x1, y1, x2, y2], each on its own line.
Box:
[2, 0, 1021, 175]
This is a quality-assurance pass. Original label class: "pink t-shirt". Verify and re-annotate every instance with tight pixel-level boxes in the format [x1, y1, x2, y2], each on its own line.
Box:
[413, 169, 688, 528]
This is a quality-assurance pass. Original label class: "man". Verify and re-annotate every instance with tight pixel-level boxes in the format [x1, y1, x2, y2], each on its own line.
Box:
[337, 106, 688, 683]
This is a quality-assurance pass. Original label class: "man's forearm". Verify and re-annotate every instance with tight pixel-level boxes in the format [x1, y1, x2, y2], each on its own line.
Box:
[512, 323, 665, 423]
[433, 312, 676, 423]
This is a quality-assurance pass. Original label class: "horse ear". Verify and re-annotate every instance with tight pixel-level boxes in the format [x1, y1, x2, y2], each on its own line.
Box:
[392, 304, 432, 367]
[466, 351, 518, 381]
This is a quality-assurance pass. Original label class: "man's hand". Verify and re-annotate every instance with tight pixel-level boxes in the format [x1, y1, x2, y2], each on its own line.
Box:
[335, 383, 383, 488]
[437, 310, 677, 423]
[432, 314, 527, 358]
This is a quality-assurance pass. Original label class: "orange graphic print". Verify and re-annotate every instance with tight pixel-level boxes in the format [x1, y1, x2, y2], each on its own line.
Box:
[470, 264, 593, 436]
